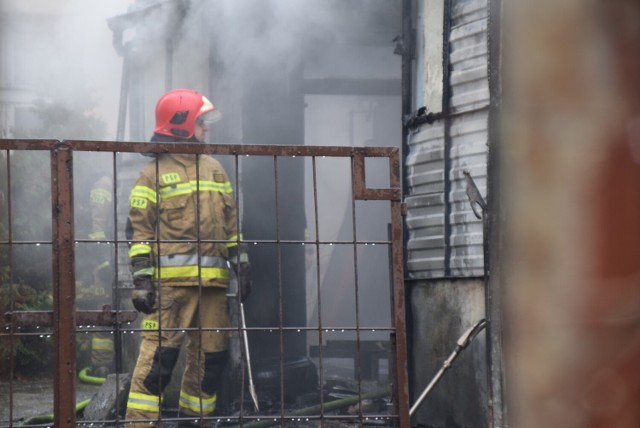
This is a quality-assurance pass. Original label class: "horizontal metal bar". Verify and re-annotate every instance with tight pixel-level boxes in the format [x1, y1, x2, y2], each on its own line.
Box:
[403, 104, 490, 129]
[0, 240, 54, 245]
[5, 309, 138, 328]
[353, 152, 402, 201]
[114, 326, 395, 333]
[0, 139, 399, 158]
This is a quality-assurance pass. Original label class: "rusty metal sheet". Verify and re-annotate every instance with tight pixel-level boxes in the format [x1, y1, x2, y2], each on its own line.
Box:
[505, 1, 640, 427]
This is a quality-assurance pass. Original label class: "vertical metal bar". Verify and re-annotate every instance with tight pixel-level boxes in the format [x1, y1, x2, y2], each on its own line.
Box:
[350, 155, 364, 423]
[235, 152, 249, 421]
[486, 0, 506, 426]
[116, 54, 130, 141]
[389, 150, 410, 428]
[352, 154, 366, 199]
[273, 155, 285, 426]
[401, 0, 413, 204]
[195, 154, 205, 419]
[4, 150, 15, 424]
[165, 41, 173, 92]
[51, 143, 77, 427]
[153, 153, 164, 427]
[110, 151, 124, 426]
[311, 156, 326, 421]
[400, 0, 413, 118]
[442, 0, 453, 276]
[400, 1, 415, 409]
[129, 58, 146, 142]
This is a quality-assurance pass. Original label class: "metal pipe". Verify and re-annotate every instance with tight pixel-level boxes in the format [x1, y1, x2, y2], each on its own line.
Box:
[409, 319, 487, 416]
[116, 53, 130, 141]
[241, 302, 260, 412]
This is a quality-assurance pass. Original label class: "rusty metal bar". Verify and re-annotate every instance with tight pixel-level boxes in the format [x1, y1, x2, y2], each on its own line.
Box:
[389, 148, 410, 427]
[353, 153, 402, 201]
[310, 155, 327, 420]
[273, 155, 286, 427]
[4, 309, 138, 329]
[50, 142, 77, 427]
[3, 149, 15, 425]
[0, 139, 398, 158]
[109, 150, 125, 425]
[349, 155, 365, 423]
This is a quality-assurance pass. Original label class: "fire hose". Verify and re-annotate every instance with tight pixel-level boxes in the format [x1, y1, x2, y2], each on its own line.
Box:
[78, 366, 107, 385]
[234, 319, 486, 427]
[21, 398, 91, 425]
[235, 387, 392, 428]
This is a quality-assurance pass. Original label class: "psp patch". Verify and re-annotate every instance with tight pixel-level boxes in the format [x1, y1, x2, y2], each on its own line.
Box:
[130, 197, 148, 209]
[162, 172, 181, 185]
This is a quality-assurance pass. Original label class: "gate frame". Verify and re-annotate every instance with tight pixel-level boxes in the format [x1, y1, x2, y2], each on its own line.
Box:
[0, 139, 409, 427]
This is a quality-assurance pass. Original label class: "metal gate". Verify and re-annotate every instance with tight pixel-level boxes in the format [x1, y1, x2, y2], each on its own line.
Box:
[0, 139, 408, 427]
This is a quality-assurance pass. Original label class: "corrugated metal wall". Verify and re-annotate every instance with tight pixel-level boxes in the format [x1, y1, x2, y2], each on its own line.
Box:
[406, 0, 489, 278]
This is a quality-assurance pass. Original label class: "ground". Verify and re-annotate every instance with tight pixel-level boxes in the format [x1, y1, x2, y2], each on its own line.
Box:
[0, 378, 101, 425]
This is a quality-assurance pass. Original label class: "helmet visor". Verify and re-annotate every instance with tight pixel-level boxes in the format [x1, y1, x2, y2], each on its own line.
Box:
[197, 109, 222, 125]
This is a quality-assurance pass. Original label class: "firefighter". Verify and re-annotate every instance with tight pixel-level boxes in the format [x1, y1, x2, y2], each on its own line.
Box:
[88, 173, 115, 376]
[77, 169, 115, 380]
[125, 89, 251, 427]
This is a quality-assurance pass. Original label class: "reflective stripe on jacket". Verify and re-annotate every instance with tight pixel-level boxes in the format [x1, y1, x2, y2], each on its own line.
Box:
[89, 175, 113, 240]
[128, 153, 240, 287]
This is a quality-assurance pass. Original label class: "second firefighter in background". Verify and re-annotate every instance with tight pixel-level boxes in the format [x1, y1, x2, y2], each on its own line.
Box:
[125, 89, 251, 427]
[76, 169, 115, 380]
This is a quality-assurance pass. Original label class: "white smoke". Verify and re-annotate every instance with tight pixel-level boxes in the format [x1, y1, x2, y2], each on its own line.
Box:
[1, 1, 130, 139]
[1, 0, 403, 384]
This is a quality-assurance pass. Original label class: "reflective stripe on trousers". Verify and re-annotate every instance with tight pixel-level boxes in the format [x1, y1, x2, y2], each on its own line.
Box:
[91, 337, 113, 351]
[179, 390, 217, 414]
[127, 391, 160, 412]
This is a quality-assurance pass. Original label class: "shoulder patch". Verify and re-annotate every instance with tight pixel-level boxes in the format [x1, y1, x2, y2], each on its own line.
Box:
[213, 172, 226, 183]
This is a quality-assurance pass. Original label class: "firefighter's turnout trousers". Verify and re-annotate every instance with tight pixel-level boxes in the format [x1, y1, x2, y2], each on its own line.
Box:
[126, 286, 230, 426]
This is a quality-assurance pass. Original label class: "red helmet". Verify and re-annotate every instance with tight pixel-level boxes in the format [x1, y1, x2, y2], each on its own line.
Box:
[154, 89, 222, 139]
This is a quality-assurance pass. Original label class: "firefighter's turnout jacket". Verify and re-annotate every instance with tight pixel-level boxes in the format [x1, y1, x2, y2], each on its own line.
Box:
[128, 153, 239, 287]
[126, 153, 238, 426]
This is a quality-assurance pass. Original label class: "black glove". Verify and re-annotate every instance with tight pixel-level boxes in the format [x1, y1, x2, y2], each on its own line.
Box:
[131, 276, 156, 314]
[232, 262, 252, 302]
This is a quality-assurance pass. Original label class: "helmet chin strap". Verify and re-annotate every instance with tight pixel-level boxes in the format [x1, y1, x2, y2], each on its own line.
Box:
[170, 128, 190, 138]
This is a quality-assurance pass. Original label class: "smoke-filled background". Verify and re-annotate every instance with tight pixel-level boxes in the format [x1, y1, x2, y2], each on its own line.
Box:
[0, 1, 129, 139]
[0, 0, 402, 399]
